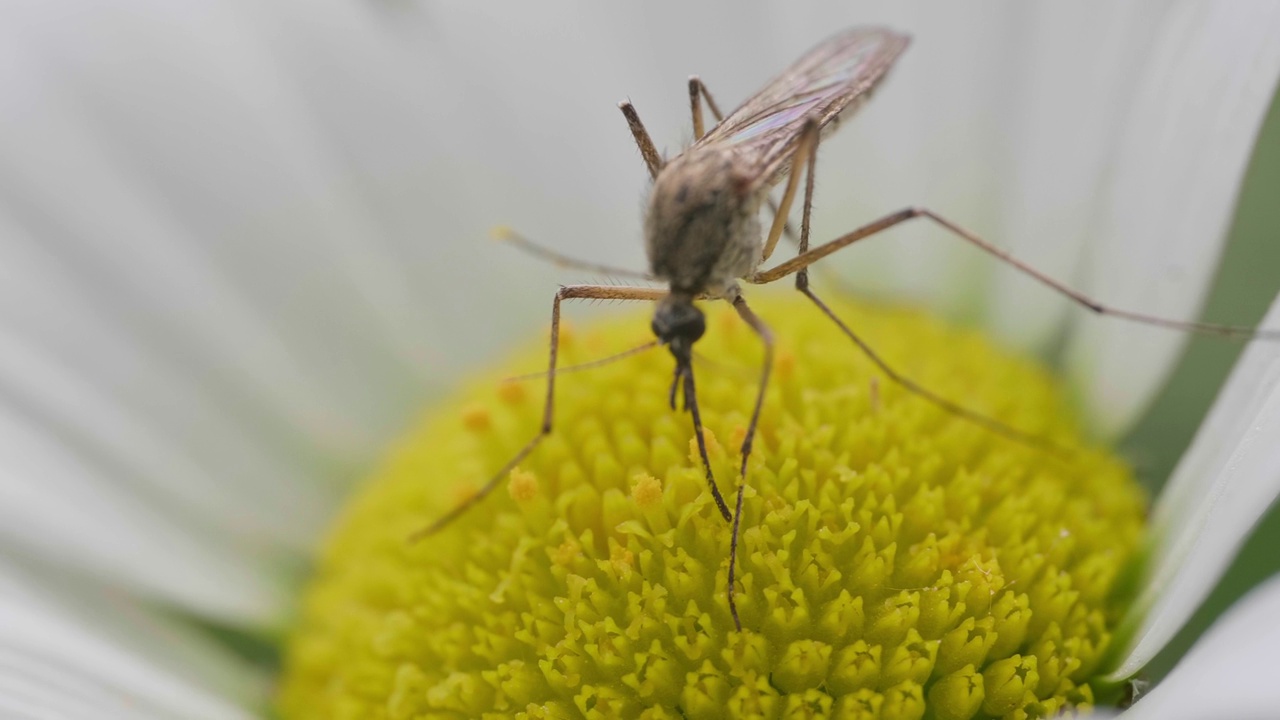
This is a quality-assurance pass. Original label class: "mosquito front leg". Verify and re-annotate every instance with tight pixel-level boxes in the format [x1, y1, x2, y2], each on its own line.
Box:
[750, 207, 1280, 341]
[409, 283, 667, 541]
[726, 295, 775, 632]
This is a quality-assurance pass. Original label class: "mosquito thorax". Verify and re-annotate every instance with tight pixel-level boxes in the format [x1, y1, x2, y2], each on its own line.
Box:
[644, 147, 764, 299]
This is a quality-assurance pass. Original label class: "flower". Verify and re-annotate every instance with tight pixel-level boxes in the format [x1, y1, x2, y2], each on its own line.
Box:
[1, 2, 1278, 719]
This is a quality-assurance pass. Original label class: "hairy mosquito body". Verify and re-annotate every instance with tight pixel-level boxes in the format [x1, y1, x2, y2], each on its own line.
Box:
[646, 146, 764, 302]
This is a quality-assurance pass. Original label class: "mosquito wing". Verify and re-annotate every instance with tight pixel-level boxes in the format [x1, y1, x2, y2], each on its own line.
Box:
[698, 27, 910, 188]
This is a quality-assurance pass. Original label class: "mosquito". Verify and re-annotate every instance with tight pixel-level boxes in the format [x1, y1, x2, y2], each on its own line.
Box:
[415, 27, 1278, 631]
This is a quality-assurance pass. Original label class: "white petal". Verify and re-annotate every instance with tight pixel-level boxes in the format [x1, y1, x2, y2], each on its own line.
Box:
[1064, 3, 1280, 437]
[1107, 291, 1280, 680]
[769, 3, 1017, 315]
[0, 399, 291, 624]
[985, 2, 1169, 352]
[0, 2, 431, 452]
[0, 557, 262, 720]
[0, 0, 449, 616]
[1117, 573, 1280, 719]
[0, 240, 334, 554]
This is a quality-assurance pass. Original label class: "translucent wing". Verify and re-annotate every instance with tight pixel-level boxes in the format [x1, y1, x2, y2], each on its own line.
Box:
[698, 27, 910, 186]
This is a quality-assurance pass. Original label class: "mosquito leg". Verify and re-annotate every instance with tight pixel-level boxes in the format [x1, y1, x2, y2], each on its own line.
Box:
[763, 196, 1071, 453]
[725, 295, 775, 631]
[765, 197, 800, 246]
[786, 119, 867, 299]
[750, 207, 1279, 341]
[793, 122, 819, 291]
[761, 117, 821, 263]
[619, 101, 663, 179]
[749, 208, 922, 285]
[409, 283, 667, 541]
[688, 76, 726, 139]
[797, 283, 1067, 454]
[690, 76, 803, 248]
[681, 360, 734, 523]
[492, 227, 654, 280]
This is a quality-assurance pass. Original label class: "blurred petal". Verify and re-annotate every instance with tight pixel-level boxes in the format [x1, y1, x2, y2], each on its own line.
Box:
[1117, 574, 1280, 719]
[986, 2, 1167, 351]
[0, 556, 262, 720]
[0, 396, 291, 623]
[0, 1, 432, 457]
[0, 0, 451, 617]
[1107, 291, 1280, 680]
[1065, 3, 1280, 437]
[803, 2, 1023, 317]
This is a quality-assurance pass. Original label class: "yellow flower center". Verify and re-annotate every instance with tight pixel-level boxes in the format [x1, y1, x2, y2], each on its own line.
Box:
[278, 292, 1146, 720]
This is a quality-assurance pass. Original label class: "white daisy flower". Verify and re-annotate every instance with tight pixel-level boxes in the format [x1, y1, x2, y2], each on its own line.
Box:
[1, 1, 1278, 718]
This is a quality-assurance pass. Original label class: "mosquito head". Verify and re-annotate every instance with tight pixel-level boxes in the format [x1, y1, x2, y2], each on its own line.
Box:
[652, 294, 705, 366]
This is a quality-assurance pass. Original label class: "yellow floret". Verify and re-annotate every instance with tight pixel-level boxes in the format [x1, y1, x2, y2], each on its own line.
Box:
[279, 292, 1146, 720]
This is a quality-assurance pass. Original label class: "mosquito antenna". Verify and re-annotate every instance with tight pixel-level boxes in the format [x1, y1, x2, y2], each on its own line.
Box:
[410, 282, 668, 542]
[492, 226, 654, 281]
[690, 348, 752, 379]
[505, 340, 659, 382]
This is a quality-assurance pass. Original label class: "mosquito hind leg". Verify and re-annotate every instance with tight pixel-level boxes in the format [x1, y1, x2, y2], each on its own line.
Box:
[795, 283, 1067, 454]
[750, 207, 1278, 342]
[408, 283, 666, 542]
[750, 146, 1074, 454]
